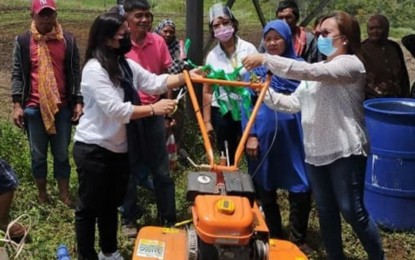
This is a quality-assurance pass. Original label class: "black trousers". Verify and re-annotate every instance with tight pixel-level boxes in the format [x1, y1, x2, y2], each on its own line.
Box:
[257, 186, 312, 244]
[73, 142, 129, 260]
[211, 107, 242, 165]
[142, 115, 176, 224]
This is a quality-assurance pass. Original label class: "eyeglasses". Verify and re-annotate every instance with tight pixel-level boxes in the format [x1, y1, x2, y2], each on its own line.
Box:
[316, 29, 343, 39]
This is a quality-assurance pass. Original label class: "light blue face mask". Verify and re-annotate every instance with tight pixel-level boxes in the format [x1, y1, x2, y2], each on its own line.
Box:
[317, 35, 337, 57]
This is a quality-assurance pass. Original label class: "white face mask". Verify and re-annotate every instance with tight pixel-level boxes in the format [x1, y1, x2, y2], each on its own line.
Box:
[214, 26, 235, 42]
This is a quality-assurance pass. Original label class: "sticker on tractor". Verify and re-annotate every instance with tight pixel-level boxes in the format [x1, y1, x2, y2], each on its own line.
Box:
[136, 239, 165, 259]
[162, 227, 180, 233]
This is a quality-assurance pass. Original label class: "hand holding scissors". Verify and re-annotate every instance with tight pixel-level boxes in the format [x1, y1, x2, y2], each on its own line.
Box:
[168, 87, 187, 116]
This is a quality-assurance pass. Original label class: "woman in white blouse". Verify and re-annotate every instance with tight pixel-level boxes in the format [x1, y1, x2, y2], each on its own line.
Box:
[202, 3, 257, 164]
[73, 11, 198, 260]
[243, 11, 384, 260]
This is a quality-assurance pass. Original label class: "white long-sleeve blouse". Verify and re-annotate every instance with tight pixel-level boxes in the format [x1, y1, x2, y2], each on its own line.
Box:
[263, 53, 369, 166]
[74, 58, 168, 153]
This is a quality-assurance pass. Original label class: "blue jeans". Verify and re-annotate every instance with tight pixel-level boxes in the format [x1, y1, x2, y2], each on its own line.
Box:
[306, 155, 384, 260]
[122, 115, 176, 224]
[24, 106, 72, 180]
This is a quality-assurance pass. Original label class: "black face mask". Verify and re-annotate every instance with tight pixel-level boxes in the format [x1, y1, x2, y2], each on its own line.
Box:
[113, 33, 132, 56]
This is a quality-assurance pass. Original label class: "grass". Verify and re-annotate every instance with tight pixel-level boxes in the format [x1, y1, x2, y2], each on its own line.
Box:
[1, 114, 415, 259]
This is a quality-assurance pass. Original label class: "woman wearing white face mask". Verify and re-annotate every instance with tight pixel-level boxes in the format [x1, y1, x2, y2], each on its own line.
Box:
[202, 3, 257, 164]
[243, 11, 385, 260]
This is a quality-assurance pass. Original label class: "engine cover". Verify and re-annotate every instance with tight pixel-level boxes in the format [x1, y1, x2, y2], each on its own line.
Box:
[192, 195, 254, 245]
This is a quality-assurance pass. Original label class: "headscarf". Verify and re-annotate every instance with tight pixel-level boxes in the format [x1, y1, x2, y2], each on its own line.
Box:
[256, 20, 303, 93]
[154, 18, 180, 60]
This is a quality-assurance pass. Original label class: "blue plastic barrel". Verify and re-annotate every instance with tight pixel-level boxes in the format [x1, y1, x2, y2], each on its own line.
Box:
[364, 98, 415, 231]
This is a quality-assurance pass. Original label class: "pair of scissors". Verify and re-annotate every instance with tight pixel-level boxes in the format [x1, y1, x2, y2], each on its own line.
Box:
[176, 87, 187, 102]
[168, 88, 187, 116]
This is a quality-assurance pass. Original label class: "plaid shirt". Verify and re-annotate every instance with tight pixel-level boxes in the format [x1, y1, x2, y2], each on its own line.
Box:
[167, 48, 186, 74]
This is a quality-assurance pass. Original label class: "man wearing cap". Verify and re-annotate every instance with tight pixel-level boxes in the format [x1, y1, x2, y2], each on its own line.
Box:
[121, 0, 176, 236]
[11, 0, 83, 206]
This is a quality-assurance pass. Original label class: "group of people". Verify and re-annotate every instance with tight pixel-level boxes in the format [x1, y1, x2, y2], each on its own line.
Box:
[202, 1, 414, 260]
[5, 0, 415, 259]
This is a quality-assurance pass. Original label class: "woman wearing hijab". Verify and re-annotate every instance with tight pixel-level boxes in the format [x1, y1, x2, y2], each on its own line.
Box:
[242, 20, 311, 254]
[203, 3, 257, 164]
[154, 18, 186, 76]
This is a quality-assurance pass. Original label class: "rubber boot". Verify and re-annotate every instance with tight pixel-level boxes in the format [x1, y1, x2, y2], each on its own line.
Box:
[57, 178, 73, 207]
[34, 178, 49, 204]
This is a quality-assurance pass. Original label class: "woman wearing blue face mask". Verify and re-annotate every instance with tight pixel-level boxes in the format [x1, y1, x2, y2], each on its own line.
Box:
[242, 11, 385, 260]
[202, 3, 257, 164]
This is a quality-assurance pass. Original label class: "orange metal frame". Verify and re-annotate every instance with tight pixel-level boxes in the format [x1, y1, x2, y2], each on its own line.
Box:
[183, 70, 271, 173]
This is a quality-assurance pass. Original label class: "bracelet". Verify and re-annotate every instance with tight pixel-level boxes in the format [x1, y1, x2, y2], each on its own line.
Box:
[150, 104, 155, 116]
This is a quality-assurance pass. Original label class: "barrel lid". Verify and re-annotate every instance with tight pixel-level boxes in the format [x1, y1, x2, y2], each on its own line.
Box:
[364, 98, 415, 115]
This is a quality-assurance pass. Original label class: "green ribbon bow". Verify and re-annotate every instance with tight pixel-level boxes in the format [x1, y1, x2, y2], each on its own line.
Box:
[201, 64, 251, 121]
[184, 38, 251, 121]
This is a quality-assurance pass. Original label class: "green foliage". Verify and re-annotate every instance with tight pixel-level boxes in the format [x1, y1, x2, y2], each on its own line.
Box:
[0, 121, 31, 182]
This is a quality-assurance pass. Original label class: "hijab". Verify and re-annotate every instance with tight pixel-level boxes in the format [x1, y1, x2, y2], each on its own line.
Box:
[255, 20, 303, 93]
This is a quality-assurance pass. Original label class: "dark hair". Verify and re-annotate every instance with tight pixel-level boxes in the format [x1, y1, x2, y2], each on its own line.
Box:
[276, 0, 300, 21]
[84, 12, 126, 85]
[123, 0, 150, 12]
[320, 11, 363, 61]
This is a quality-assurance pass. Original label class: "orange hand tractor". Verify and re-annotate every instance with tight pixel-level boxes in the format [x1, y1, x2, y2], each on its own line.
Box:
[132, 70, 308, 260]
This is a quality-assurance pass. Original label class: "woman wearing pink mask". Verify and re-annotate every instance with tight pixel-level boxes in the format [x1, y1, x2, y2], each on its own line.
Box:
[202, 3, 257, 164]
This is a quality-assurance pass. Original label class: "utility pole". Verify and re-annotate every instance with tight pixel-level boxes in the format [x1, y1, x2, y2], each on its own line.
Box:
[185, 0, 204, 117]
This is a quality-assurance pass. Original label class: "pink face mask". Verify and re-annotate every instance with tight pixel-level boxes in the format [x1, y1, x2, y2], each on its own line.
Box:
[214, 26, 235, 42]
